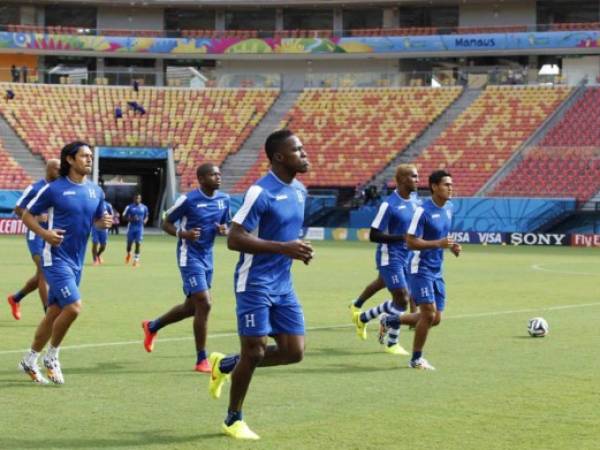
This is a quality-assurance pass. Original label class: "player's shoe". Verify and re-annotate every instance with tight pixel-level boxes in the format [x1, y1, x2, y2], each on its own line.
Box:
[195, 359, 212, 373]
[141, 320, 157, 352]
[222, 421, 260, 440]
[349, 302, 361, 320]
[98, 256, 104, 265]
[43, 356, 65, 384]
[18, 359, 49, 384]
[208, 352, 230, 399]
[352, 311, 367, 341]
[384, 343, 410, 356]
[93, 258, 100, 266]
[7, 295, 21, 320]
[125, 253, 131, 264]
[132, 260, 140, 268]
[409, 357, 436, 370]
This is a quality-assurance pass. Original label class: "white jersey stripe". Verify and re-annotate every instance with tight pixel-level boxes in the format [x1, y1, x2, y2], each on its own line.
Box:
[371, 202, 389, 229]
[25, 183, 50, 211]
[410, 250, 421, 274]
[166, 194, 187, 216]
[233, 185, 263, 225]
[407, 206, 424, 235]
[42, 207, 53, 267]
[179, 216, 188, 267]
[235, 227, 259, 292]
[15, 184, 34, 208]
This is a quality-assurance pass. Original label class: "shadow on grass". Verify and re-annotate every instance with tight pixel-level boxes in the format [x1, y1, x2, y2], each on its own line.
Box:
[0, 430, 223, 449]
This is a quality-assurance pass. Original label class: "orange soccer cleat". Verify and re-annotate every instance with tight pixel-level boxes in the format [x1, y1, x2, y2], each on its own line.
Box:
[7, 295, 21, 320]
[141, 320, 157, 352]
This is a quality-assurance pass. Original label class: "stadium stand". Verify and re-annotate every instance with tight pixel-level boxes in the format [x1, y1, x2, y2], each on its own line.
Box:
[413, 85, 572, 196]
[0, 140, 31, 189]
[490, 146, 600, 201]
[233, 86, 462, 191]
[540, 87, 600, 147]
[0, 83, 278, 191]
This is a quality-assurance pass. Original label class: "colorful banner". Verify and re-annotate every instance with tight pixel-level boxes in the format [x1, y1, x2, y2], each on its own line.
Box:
[0, 218, 26, 235]
[571, 234, 600, 247]
[97, 146, 168, 159]
[0, 30, 599, 55]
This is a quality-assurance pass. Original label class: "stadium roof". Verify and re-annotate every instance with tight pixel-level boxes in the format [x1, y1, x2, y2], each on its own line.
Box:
[21, 0, 499, 6]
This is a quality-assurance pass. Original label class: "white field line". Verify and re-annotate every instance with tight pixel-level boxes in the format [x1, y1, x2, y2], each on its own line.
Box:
[1, 301, 599, 356]
[531, 264, 600, 276]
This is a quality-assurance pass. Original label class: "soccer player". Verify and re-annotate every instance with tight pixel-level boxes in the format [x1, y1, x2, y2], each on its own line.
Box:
[123, 194, 148, 267]
[141, 163, 230, 372]
[404, 169, 461, 370]
[349, 276, 385, 315]
[208, 129, 313, 440]
[352, 165, 420, 355]
[17, 141, 112, 384]
[91, 200, 114, 265]
[7, 159, 60, 320]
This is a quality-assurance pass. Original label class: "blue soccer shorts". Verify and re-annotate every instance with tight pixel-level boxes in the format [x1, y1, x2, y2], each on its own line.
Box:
[127, 227, 143, 243]
[236, 290, 305, 337]
[180, 265, 212, 296]
[411, 275, 446, 312]
[91, 227, 108, 245]
[379, 264, 410, 292]
[43, 264, 82, 308]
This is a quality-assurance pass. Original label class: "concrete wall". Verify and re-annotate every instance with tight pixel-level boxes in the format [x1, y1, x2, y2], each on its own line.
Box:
[563, 56, 600, 85]
[215, 58, 398, 75]
[97, 6, 164, 30]
[459, 1, 536, 27]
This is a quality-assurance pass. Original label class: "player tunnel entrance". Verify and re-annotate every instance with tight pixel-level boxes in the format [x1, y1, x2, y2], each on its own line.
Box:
[92, 147, 178, 227]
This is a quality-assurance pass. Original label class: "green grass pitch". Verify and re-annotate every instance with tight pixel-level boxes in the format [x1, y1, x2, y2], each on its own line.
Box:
[1, 235, 599, 449]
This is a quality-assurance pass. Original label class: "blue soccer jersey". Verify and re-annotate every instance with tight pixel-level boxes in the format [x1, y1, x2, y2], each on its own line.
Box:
[233, 171, 307, 295]
[407, 198, 453, 280]
[27, 177, 106, 269]
[371, 191, 419, 268]
[123, 203, 148, 230]
[91, 201, 113, 245]
[16, 178, 48, 245]
[166, 189, 230, 270]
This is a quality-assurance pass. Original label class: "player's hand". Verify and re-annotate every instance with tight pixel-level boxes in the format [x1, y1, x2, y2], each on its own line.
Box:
[450, 243, 462, 257]
[100, 214, 113, 229]
[181, 228, 201, 241]
[282, 240, 314, 265]
[44, 229, 65, 247]
[215, 223, 228, 236]
[439, 236, 455, 249]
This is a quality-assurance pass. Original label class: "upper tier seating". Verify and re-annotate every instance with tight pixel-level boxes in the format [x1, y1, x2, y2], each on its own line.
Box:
[233, 87, 462, 192]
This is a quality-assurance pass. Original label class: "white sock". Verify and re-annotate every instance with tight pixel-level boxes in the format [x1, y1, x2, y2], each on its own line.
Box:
[24, 349, 39, 366]
[46, 345, 60, 360]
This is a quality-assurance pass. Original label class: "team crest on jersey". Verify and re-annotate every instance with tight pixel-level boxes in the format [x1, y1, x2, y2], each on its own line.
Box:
[446, 210, 452, 219]
[217, 200, 226, 209]
[295, 190, 304, 203]
[88, 189, 97, 199]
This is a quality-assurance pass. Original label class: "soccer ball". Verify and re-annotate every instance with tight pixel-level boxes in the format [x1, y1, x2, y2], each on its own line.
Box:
[527, 317, 549, 337]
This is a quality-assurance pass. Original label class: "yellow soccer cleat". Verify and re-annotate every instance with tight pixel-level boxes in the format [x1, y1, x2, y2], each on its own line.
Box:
[384, 343, 410, 356]
[222, 421, 260, 440]
[352, 311, 367, 341]
[208, 352, 230, 399]
[349, 303, 361, 320]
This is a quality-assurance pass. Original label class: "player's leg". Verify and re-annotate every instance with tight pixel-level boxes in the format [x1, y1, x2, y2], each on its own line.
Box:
[97, 243, 107, 262]
[33, 256, 48, 310]
[408, 276, 439, 370]
[191, 289, 212, 372]
[7, 272, 38, 320]
[125, 237, 133, 264]
[133, 240, 141, 266]
[91, 241, 100, 265]
[142, 296, 194, 352]
[350, 275, 385, 312]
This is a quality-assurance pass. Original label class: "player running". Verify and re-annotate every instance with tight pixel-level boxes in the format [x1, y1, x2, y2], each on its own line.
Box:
[18, 142, 112, 384]
[123, 194, 148, 267]
[352, 165, 420, 355]
[7, 159, 60, 319]
[141, 163, 230, 373]
[208, 130, 313, 440]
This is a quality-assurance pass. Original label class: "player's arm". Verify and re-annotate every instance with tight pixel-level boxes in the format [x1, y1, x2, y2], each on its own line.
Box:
[94, 195, 112, 229]
[162, 218, 200, 241]
[143, 206, 149, 225]
[405, 206, 453, 251]
[369, 201, 403, 243]
[228, 222, 313, 264]
[21, 210, 64, 246]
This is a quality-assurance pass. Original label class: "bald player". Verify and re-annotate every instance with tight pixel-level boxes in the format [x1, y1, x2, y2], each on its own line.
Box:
[7, 159, 60, 320]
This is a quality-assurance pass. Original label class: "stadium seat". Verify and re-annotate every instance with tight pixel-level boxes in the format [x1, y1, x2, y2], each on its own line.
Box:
[0, 140, 32, 189]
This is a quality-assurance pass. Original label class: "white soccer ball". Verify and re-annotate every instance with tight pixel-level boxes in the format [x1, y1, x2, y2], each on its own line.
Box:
[527, 317, 549, 337]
